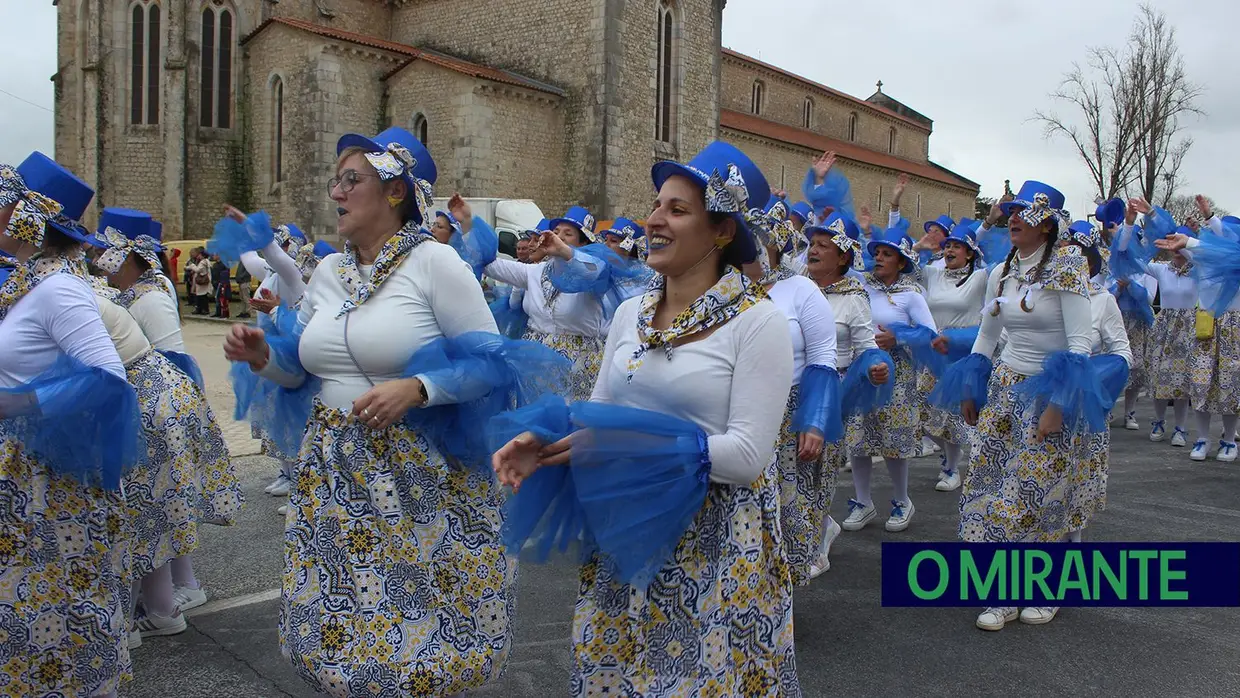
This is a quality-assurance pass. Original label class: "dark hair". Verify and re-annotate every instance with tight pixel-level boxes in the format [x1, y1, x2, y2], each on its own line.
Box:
[948, 242, 979, 287]
[42, 226, 79, 253]
[992, 220, 1059, 315]
[1071, 242, 1102, 278]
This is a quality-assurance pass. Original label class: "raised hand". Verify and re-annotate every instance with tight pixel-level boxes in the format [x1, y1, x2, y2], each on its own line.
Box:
[1127, 197, 1153, 215]
[1196, 194, 1213, 219]
[223, 324, 269, 371]
[858, 205, 873, 231]
[811, 151, 837, 181]
[891, 173, 910, 208]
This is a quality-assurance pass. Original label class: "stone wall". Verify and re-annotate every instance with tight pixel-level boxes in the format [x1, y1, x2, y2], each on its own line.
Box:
[720, 53, 931, 163]
[267, 0, 390, 35]
[722, 129, 975, 234]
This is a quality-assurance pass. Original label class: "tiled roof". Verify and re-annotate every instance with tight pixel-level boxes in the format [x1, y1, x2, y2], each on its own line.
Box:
[722, 49, 930, 133]
[242, 17, 565, 97]
[720, 109, 978, 192]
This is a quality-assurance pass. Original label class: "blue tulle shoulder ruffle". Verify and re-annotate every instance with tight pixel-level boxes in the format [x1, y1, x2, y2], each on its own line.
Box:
[231, 305, 318, 459]
[159, 350, 205, 389]
[207, 211, 273, 266]
[1109, 280, 1155, 327]
[790, 365, 843, 441]
[978, 226, 1012, 270]
[401, 331, 572, 470]
[840, 348, 895, 417]
[928, 352, 993, 414]
[1090, 354, 1131, 407]
[547, 244, 652, 321]
[488, 286, 529, 339]
[0, 355, 144, 490]
[1010, 351, 1112, 433]
[887, 323, 940, 375]
[1108, 226, 1152, 280]
[1186, 233, 1240, 317]
[449, 217, 500, 280]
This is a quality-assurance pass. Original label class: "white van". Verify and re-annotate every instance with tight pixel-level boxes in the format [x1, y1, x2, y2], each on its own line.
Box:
[430, 197, 544, 260]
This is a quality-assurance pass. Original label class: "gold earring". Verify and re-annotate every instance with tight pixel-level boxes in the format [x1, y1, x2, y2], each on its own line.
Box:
[714, 236, 730, 248]
[387, 195, 402, 208]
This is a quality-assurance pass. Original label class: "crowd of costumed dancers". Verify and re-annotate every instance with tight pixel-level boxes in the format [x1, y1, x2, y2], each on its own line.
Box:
[2, 124, 1237, 696]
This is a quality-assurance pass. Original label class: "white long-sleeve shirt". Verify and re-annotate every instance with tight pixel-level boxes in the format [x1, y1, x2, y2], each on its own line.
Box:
[768, 275, 837, 383]
[921, 266, 988, 330]
[0, 273, 125, 386]
[258, 242, 499, 411]
[971, 246, 1094, 376]
[97, 295, 154, 366]
[1090, 289, 1133, 364]
[864, 279, 938, 334]
[484, 256, 608, 338]
[1146, 263, 1196, 310]
[128, 275, 185, 352]
[823, 288, 878, 370]
[591, 296, 793, 486]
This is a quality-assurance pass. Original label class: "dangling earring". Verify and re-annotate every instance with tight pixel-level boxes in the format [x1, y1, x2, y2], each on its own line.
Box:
[714, 235, 730, 249]
[387, 195, 402, 208]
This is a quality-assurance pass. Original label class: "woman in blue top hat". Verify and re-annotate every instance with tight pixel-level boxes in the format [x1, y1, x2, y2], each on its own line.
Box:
[89, 208, 243, 619]
[0, 153, 145, 697]
[223, 125, 569, 696]
[840, 224, 936, 534]
[930, 180, 1107, 630]
[912, 218, 989, 493]
[492, 140, 800, 696]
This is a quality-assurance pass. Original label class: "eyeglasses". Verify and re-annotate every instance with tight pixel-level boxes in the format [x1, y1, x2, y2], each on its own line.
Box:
[328, 170, 381, 195]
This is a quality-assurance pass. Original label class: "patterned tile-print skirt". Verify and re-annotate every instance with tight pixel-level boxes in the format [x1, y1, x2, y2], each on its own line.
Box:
[0, 425, 132, 697]
[959, 362, 1092, 543]
[522, 329, 605, 403]
[570, 459, 800, 697]
[1122, 314, 1151, 391]
[125, 351, 242, 579]
[1149, 308, 1195, 401]
[917, 369, 973, 448]
[775, 386, 840, 587]
[1068, 428, 1109, 533]
[847, 351, 921, 460]
[281, 400, 516, 698]
[1189, 310, 1240, 415]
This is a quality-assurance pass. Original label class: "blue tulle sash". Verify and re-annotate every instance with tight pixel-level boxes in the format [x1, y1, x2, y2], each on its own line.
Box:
[449, 217, 499, 280]
[1108, 226, 1152, 279]
[927, 352, 994, 414]
[1110, 280, 1155, 327]
[230, 305, 318, 458]
[400, 331, 572, 470]
[159, 350, 205, 389]
[547, 244, 652, 321]
[207, 211, 273, 266]
[1186, 233, 1240, 317]
[802, 167, 855, 220]
[1010, 351, 1111, 433]
[840, 348, 895, 417]
[1090, 354, 1131, 407]
[0, 355, 144, 490]
[488, 286, 529, 339]
[790, 365, 843, 441]
[887, 323, 941, 375]
[939, 326, 980, 366]
[978, 226, 1012, 270]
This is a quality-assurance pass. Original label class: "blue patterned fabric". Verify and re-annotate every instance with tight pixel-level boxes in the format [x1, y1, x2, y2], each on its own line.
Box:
[159, 349, 205, 389]
[928, 351, 994, 414]
[789, 364, 843, 440]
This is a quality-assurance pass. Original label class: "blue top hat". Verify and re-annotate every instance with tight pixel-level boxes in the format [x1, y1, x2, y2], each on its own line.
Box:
[924, 214, 955, 236]
[93, 207, 155, 246]
[148, 219, 163, 243]
[1095, 198, 1125, 228]
[548, 206, 597, 243]
[313, 240, 338, 258]
[1000, 180, 1067, 229]
[284, 223, 307, 243]
[16, 152, 95, 243]
[789, 202, 814, 225]
[651, 140, 771, 266]
[603, 217, 645, 240]
[867, 227, 918, 274]
[337, 126, 435, 226]
[1066, 219, 1101, 249]
[942, 217, 982, 255]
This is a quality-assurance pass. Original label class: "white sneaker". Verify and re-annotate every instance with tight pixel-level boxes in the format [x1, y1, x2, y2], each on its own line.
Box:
[173, 586, 208, 612]
[918, 437, 940, 457]
[1217, 441, 1238, 463]
[128, 629, 142, 650]
[1171, 428, 1188, 447]
[885, 499, 915, 532]
[841, 499, 876, 531]
[1020, 606, 1059, 625]
[268, 475, 292, 497]
[134, 607, 188, 638]
[1125, 412, 1139, 430]
[277, 504, 288, 516]
[935, 470, 961, 492]
[1149, 420, 1166, 442]
[976, 606, 1018, 631]
[810, 517, 842, 578]
[1191, 440, 1209, 461]
[263, 475, 285, 494]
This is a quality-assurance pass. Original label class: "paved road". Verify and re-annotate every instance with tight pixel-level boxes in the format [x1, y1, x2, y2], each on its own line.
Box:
[121, 318, 1240, 697]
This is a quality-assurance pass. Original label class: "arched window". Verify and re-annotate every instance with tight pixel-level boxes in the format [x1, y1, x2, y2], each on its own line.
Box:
[129, 1, 160, 124]
[847, 112, 857, 142]
[654, 0, 679, 143]
[271, 76, 284, 183]
[888, 127, 897, 154]
[802, 97, 813, 129]
[199, 3, 234, 128]
[412, 113, 428, 145]
[751, 80, 764, 115]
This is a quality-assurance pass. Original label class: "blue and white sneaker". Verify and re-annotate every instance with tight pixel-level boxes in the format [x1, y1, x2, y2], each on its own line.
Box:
[841, 498, 876, 531]
[885, 499, 915, 532]
[1217, 440, 1237, 463]
[1171, 427, 1188, 447]
[1125, 411, 1139, 430]
[1149, 420, 1166, 442]
[1190, 440, 1209, 461]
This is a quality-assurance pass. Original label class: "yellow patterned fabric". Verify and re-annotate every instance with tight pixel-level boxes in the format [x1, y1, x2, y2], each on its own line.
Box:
[847, 351, 921, 459]
[775, 385, 839, 587]
[0, 427, 133, 697]
[5, 193, 61, 247]
[281, 400, 515, 697]
[959, 362, 1091, 542]
[570, 458, 799, 696]
[1122, 315, 1150, 391]
[522, 329, 604, 403]
[1189, 310, 1240, 414]
[919, 369, 974, 447]
[1149, 308, 1195, 400]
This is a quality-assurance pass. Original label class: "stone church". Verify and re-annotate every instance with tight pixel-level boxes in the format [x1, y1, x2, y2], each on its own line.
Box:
[53, 0, 978, 243]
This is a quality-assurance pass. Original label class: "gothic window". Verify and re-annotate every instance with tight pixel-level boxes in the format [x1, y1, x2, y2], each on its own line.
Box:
[200, 3, 234, 128]
[888, 127, 897, 154]
[129, 1, 160, 125]
[802, 97, 813, 129]
[847, 112, 857, 142]
[751, 80, 764, 115]
[271, 76, 284, 183]
[655, 0, 679, 143]
[412, 113, 428, 145]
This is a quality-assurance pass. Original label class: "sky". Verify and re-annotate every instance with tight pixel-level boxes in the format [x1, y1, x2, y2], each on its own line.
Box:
[1, 0, 1235, 217]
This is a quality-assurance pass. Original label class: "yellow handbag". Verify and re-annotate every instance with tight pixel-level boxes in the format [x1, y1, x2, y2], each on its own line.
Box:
[1196, 304, 1215, 341]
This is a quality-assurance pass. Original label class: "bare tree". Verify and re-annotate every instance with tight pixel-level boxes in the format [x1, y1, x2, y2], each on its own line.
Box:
[1032, 4, 1203, 202]
[1164, 194, 1228, 224]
